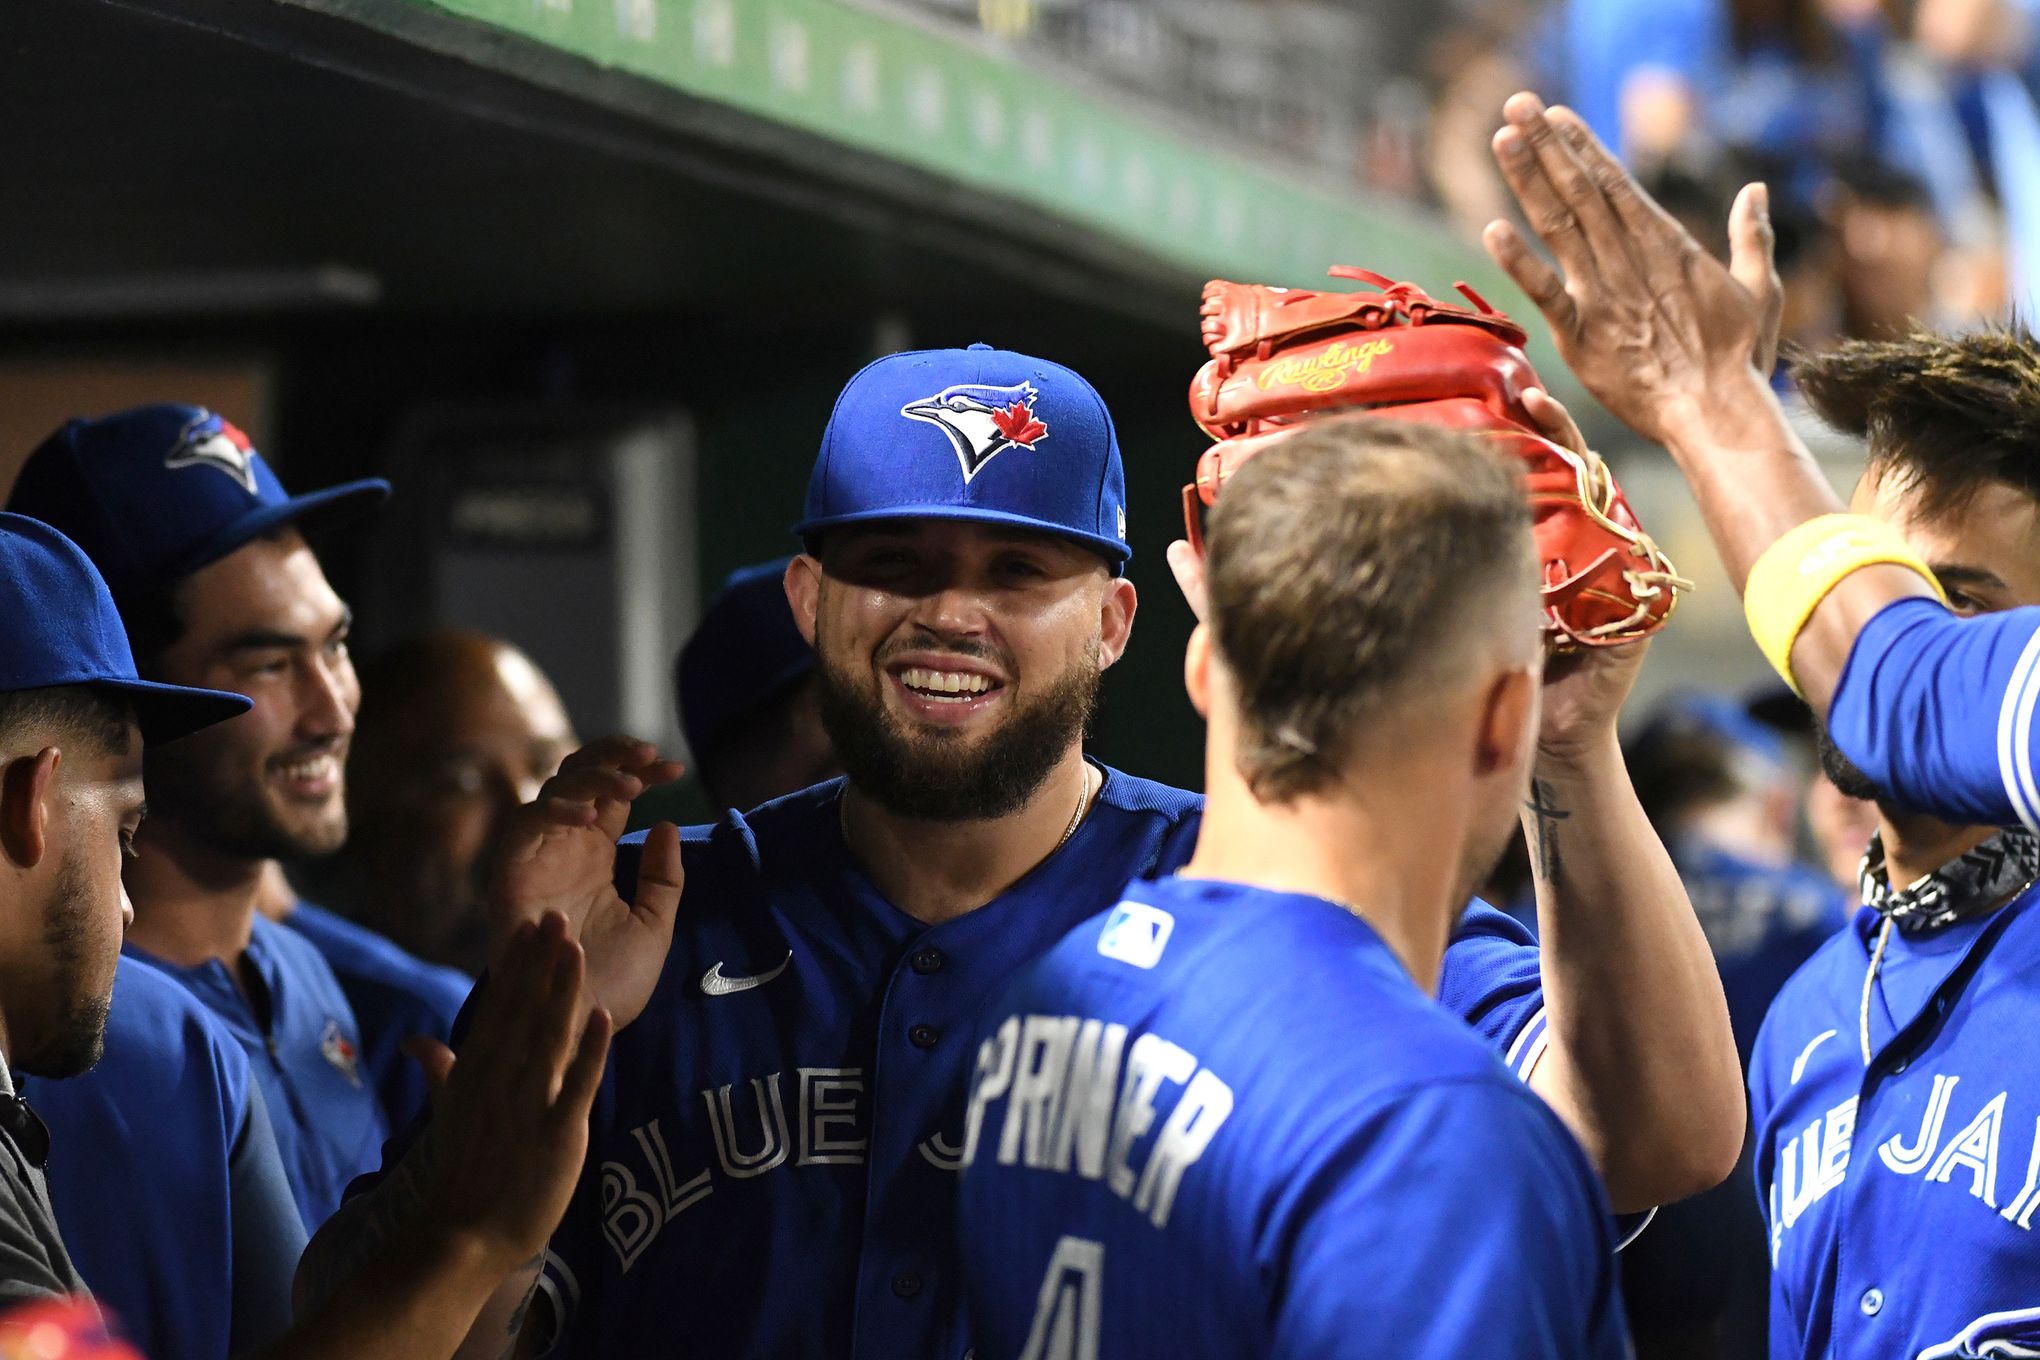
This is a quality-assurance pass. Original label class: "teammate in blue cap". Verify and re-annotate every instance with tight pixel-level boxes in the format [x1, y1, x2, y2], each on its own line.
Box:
[1479, 89, 2040, 1360]
[677, 557, 838, 812]
[314, 343, 1738, 1357]
[0, 509, 654, 1357]
[959, 415, 1629, 1359]
[6, 405, 453, 1230]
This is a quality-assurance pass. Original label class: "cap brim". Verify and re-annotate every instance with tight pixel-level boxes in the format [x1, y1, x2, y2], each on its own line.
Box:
[794, 505, 1131, 569]
[95, 677, 252, 745]
[174, 479, 390, 583]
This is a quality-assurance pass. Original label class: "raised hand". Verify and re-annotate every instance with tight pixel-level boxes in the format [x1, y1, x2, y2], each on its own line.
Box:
[1482, 93, 1784, 448]
[489, 736, 686, 1030]
[419, 914, 611, 1275]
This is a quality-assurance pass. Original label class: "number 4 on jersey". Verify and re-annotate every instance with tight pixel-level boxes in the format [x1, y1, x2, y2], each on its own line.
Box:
[1018, 1237, 1104, 1360]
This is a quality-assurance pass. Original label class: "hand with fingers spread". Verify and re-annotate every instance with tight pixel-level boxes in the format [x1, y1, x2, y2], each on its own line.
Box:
[1483, 92, 1785, 448]
[490, 736, 687, 1030]
[416, 913, 612, 1275]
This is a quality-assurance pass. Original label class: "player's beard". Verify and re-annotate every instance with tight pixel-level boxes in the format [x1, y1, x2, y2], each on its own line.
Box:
[815, 639, 1100, 821]
[1813, 716, 1886, 803]
[145, 732, 349, 862]
[26, 851, 114, 1079]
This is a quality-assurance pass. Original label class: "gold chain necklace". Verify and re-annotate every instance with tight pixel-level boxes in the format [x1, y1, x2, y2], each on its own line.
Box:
[839, 764, 1097, 853]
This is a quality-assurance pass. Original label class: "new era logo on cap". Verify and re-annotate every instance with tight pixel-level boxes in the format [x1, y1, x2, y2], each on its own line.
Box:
[163, 410, 259, 494]
[796, 344, 1130, 572]
[900, 381, 1050, 484]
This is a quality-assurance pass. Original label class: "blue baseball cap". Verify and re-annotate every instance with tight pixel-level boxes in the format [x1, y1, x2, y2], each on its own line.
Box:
[6, 405, 388, 600]
[795, 344, 1130, 571]
[0, 513, 251, 743]
[676, 558, 813, 764]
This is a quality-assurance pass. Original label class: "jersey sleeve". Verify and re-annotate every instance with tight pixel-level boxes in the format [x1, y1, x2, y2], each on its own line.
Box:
[1437, 901, 1547, 1078]
[1828, 596, 2040, 830]
[227, 1080, 307, 1356]
[1265, 1079, 1625, 1360]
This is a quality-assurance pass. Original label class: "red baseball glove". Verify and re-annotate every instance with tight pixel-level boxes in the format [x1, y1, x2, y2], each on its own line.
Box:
[1183, 267, 1687, 650]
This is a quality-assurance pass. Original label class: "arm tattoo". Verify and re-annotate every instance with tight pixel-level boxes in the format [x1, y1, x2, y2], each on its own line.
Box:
[1524, 779, 1572, 887]
[297, 1127, 439, 1312]
[499, 1255, 545, 1360]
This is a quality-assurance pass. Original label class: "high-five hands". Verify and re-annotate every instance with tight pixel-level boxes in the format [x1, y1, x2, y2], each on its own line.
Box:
[1481, 92, 1784, 448]
[418, 914, 611, 1275]
[490, 736, 686, 1031]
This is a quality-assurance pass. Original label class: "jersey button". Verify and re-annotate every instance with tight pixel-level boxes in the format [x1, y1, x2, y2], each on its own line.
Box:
[910, 1024, 941, 1049]
[911, 949, 945, 975]
[1860, 1288, 1884, 1317]
[892, 1271, 923, 1298]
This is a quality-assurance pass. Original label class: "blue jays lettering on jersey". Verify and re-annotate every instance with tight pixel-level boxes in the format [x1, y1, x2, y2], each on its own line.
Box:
[129, 914, 389, 1232]
[958, 876, 1628, 1360]
[1681, 844, 1852, 1062]
[1828, 596, 2040, 830]
[23, 956, 303, 1360]
[283, 901, 472, 1132]
[1750, 887, 2040, 1359]
[535, 767, 1548, 1360]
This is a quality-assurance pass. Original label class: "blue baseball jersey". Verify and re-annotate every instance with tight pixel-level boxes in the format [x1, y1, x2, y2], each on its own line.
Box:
[1751, 887, 2040, 1359]
[1680, 844, 1853, 1063]
[958, 876, 1628, 1360]
[130, 914, 390, 1232]
[534, 767, 1550, 1359]
[283, 901, 472, 1132]
[23, 955, 304, 1360]
[1828, 596, 2040, 830]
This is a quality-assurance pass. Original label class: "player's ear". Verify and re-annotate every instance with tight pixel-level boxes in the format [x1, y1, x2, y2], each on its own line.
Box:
[0, 748, 61, 871]
[1473, 665, 1539, 778]
[1183, 623, 1213, 719]
[785, 555, 823, 647]
[1097, 576, 1137, 670]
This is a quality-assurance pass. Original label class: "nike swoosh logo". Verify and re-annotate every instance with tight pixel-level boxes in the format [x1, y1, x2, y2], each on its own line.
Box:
[700, 952, 793, 997]
[1791, 1029, 1838, 1084]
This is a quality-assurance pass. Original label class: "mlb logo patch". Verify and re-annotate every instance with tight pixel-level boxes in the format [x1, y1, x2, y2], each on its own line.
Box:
[1097, 900, 1174, 969]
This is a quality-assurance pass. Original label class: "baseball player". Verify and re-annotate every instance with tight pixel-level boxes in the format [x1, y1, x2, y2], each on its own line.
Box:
[1483, 88, 2040, 1359]
[315, 342, 1737, 1358]
[957, 415, 1629, 1358]
[0, 512, 619, 1358]
[9, 406, 417, 1229]
[19, 955, 306, 1359]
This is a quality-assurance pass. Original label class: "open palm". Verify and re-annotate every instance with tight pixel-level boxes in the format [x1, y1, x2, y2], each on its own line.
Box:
[491, 737, 686, 1030]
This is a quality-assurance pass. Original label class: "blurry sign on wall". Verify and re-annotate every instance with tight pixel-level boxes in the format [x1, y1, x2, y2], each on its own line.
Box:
[370, 406, 698, 754]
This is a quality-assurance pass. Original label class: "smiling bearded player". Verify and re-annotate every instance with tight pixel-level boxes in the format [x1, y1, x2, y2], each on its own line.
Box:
[308, 342, 1738, 1359]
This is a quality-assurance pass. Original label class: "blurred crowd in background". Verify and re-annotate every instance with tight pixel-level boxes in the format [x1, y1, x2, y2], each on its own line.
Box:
[913, 0, 2040, 347]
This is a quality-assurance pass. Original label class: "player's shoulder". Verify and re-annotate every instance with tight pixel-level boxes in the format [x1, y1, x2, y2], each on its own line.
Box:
[1031, 876, 1497, 1084]
[30, 954, 249, 1138]
[284, 903, 472, 1017]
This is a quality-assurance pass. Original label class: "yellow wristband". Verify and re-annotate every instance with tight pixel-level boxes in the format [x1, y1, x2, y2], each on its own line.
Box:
[1745, 513, 1946, 695]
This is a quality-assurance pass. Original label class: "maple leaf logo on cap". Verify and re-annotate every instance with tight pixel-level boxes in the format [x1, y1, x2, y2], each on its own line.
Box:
[901, 382, 1052, 483]
[163, 410, 260, 495]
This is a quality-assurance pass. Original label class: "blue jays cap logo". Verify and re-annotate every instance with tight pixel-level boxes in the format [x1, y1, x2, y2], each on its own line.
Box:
[900, 381, 1050, 484]
[163, 409, 258, 494]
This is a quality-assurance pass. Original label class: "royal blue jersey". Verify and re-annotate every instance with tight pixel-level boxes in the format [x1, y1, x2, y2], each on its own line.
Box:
[1681, 844, 1853, 1063]
[1751, 885, 2040, 1359]
[958, 876, 1628, 1360]
[23, 955, 303, 1360]
[284, 902, 472, 1133]
[534, 768, 1549, 1359]
[1829, 596, 2040, 830]
[130, 914, 390, 1233]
